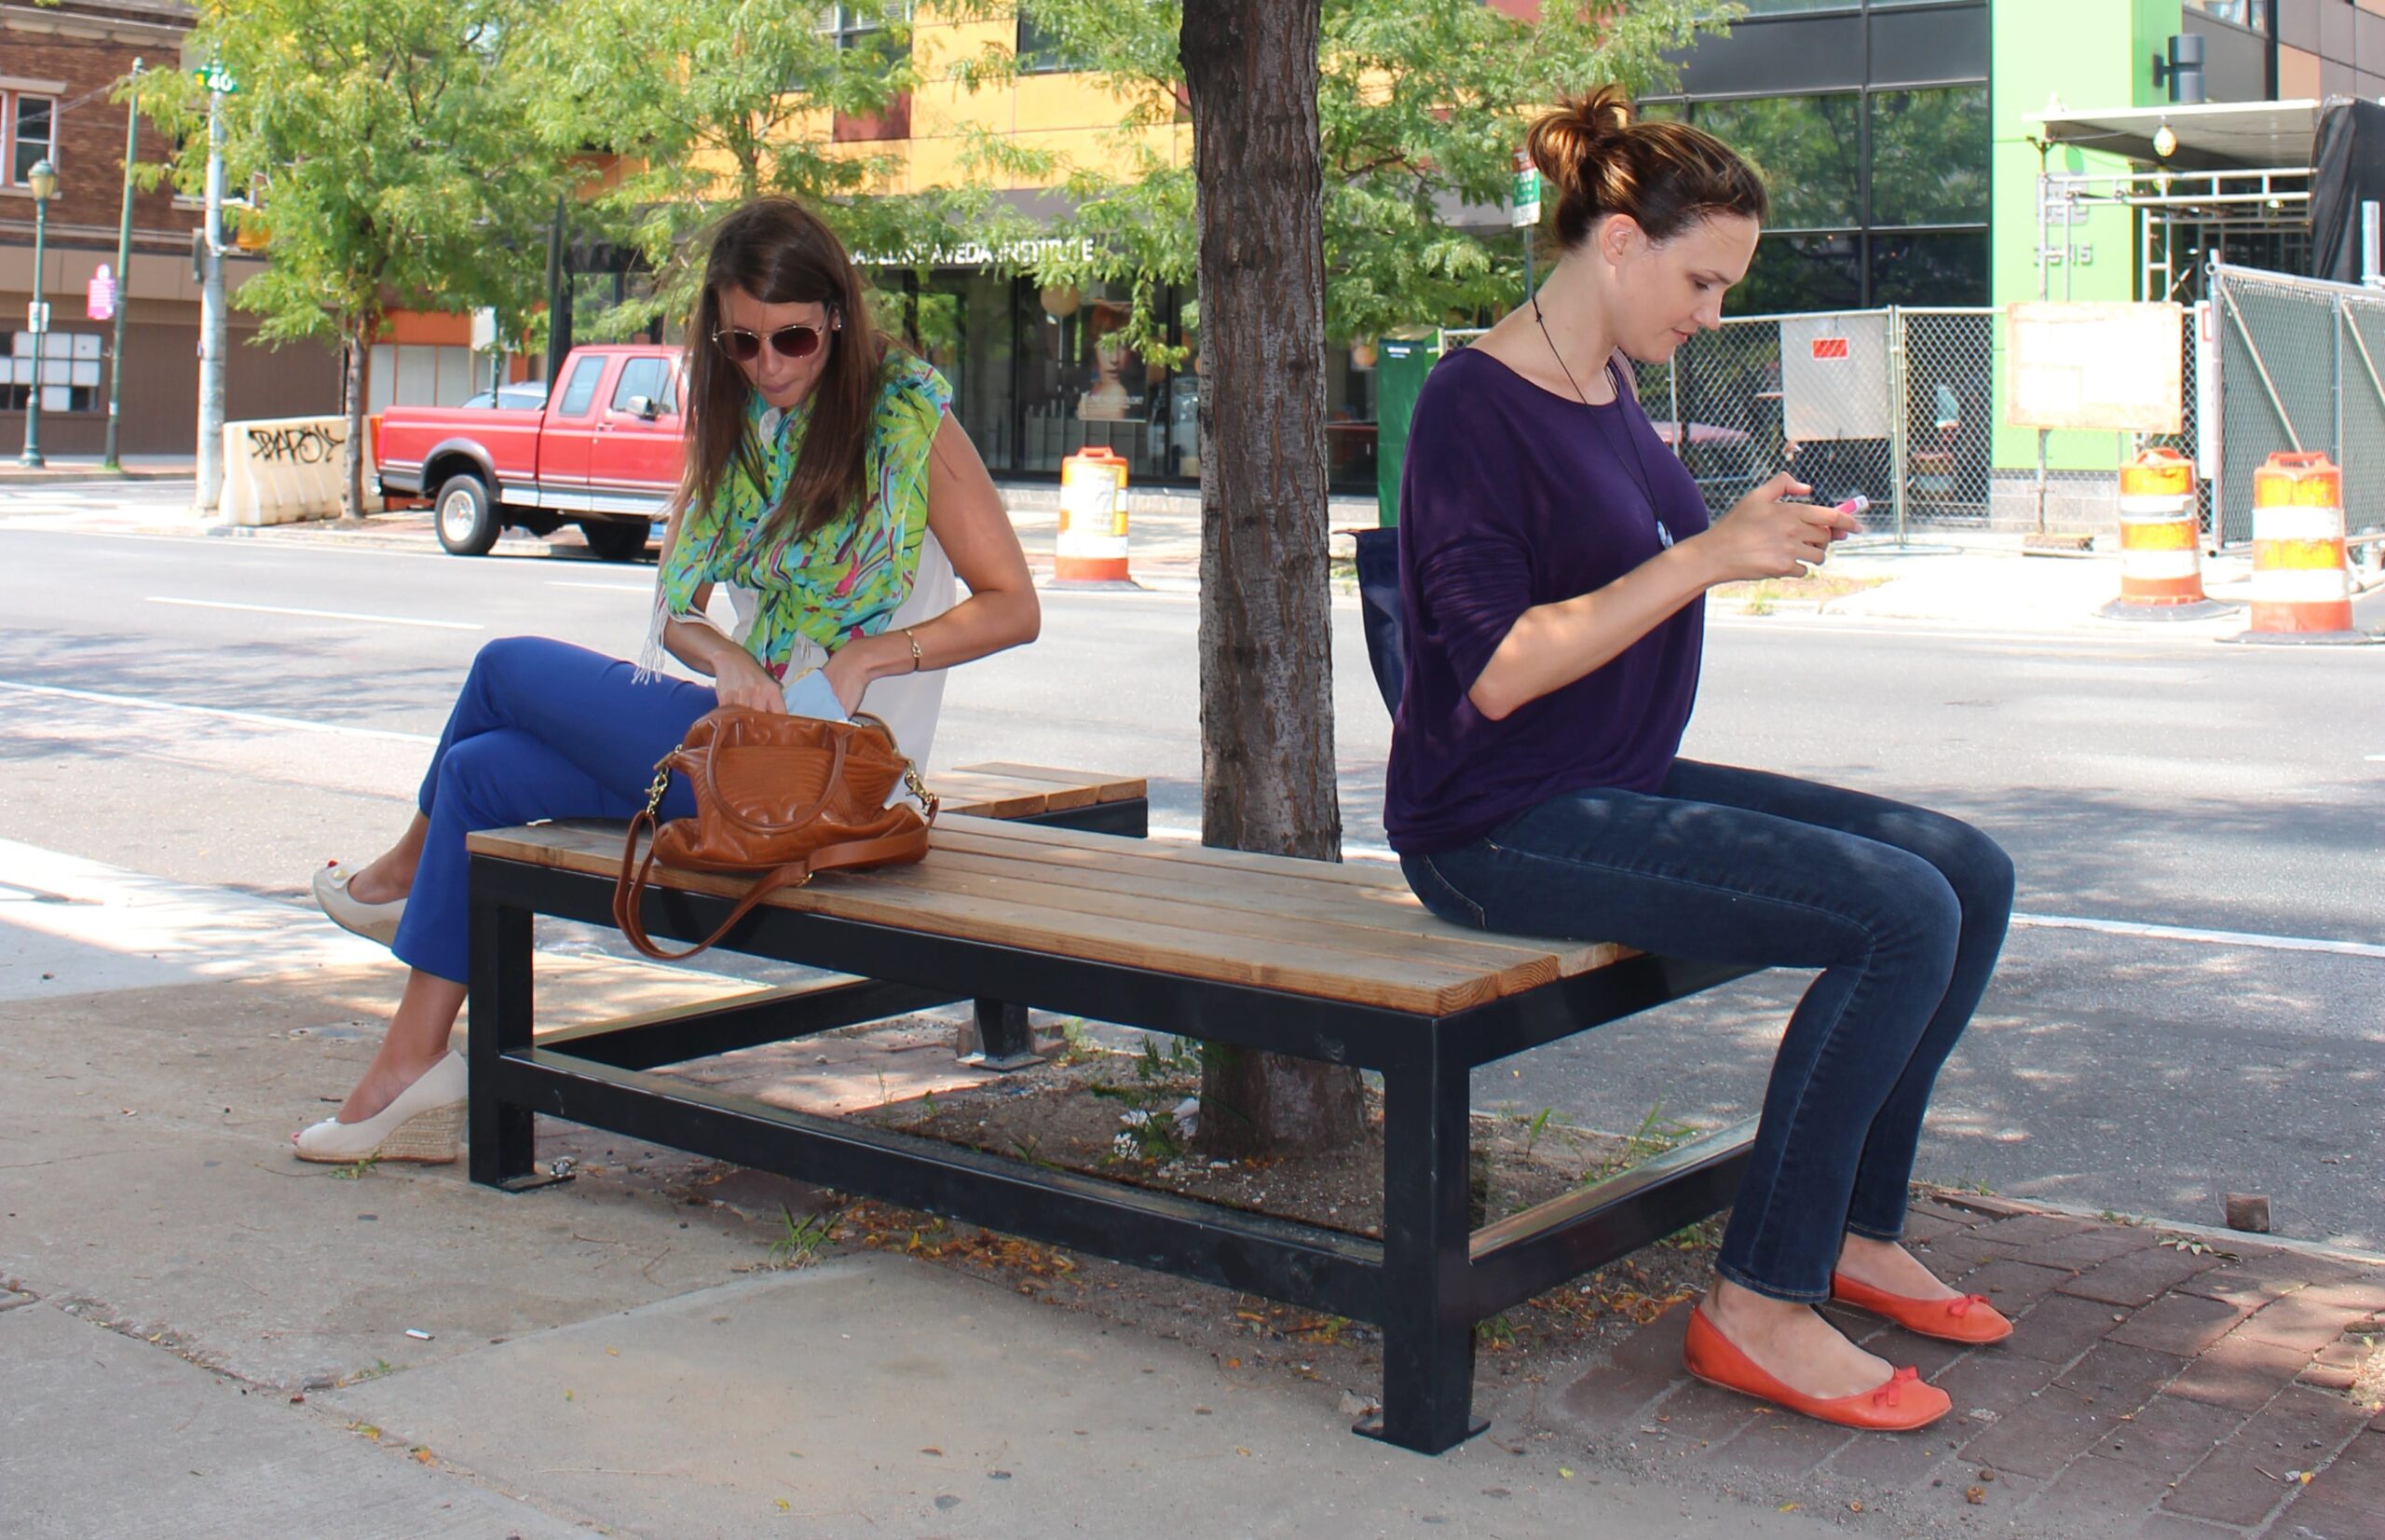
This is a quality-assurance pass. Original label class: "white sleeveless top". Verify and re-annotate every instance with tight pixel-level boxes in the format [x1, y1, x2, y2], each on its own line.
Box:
[726, 527, 956, 784]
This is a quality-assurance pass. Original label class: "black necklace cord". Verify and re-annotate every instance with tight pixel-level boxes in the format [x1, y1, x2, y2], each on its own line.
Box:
[1530, 296, 1673, 549]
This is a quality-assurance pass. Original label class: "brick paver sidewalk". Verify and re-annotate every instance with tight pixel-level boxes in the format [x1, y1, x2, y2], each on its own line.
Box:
[1550, 1194, 2384, 1538]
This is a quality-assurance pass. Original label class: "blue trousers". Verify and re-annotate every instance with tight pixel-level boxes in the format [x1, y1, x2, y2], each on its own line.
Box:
[393, 637, 714, 984]
[1400, 760, 2014, 1303]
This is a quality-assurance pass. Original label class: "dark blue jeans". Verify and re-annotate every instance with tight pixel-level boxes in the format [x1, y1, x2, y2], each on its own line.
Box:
[392, 637, 713, 984]
[1400, 760, 2013, 1304]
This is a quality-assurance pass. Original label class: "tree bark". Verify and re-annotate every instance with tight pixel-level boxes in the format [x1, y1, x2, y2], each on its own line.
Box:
[1180, 0, 1363, 1157]
[339, 320, 370, 525]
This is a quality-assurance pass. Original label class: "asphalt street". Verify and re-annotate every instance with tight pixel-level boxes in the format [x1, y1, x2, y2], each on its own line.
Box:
[2, 494, 2379, 1252]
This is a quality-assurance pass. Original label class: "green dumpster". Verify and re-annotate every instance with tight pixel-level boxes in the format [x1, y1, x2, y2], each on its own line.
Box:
[1373, 327, 1443, 527]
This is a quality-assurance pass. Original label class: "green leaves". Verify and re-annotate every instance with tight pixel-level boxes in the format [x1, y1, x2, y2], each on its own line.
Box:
[130, 0, 554, 350]
[937, 0, 1738, 350]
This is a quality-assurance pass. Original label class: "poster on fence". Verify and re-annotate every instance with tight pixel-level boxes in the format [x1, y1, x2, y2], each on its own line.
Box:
[2006, 302, 2184, 433]
[1781, 313, 1891, 441]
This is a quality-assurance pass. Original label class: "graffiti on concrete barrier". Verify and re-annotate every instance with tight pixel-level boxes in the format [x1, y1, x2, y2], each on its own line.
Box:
[245, 422, 345, 465]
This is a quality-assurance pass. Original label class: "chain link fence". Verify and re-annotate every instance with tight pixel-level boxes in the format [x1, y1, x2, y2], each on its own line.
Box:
[1629, 307, 2000, 538]
[2208, 263, 2385, 553]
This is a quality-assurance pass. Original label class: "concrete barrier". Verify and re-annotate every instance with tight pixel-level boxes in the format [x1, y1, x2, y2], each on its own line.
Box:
[220, 416, 383, 525]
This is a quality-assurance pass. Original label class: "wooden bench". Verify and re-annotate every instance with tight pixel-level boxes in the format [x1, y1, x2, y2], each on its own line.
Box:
[463, 801, 1755, 1455]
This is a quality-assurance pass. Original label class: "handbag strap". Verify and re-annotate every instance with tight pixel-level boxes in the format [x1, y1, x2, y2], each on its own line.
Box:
[610, 804, 819, 962]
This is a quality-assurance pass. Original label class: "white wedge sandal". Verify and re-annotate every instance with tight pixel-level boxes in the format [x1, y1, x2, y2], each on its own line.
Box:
[293, 1052, 467, 1164]
[313, 860, 407, 947]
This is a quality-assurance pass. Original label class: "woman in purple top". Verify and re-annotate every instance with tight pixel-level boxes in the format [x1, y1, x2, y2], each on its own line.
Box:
[1387, 89, 2015, 1433]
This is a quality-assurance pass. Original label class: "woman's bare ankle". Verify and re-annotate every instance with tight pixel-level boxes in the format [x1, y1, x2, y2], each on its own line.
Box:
[1836, 1233, 1958, 1300]
[1703, 1276, 1894, 1398]
[348, 851, 416, 906]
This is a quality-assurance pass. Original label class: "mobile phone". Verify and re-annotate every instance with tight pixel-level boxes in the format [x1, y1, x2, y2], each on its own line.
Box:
[782, 668, 849, 722]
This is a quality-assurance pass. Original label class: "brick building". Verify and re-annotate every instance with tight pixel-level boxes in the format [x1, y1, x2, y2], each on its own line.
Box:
[2, 0, 334, 458]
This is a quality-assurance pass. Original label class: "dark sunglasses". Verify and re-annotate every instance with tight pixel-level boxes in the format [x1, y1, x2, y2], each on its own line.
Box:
[711, 315, 839, 363]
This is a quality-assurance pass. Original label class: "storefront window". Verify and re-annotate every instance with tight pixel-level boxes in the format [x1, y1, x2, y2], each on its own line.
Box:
[1870, 87, 1989, 228]
[1866, 230, 1988, 307]
[1691, 95, 1860, 232]
[2183, 0, 2266, 29]
[1734, 233, 1862, 314]
[1015, 283, 1166, 480]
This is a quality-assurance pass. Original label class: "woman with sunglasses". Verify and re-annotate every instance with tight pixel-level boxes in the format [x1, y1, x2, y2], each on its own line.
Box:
[295, 197, 1039, 1164]
[1386, 91, 2015, 1431]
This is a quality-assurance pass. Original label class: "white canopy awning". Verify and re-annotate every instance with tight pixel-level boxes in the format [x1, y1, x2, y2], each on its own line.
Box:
[2024, 99, 2324, 172]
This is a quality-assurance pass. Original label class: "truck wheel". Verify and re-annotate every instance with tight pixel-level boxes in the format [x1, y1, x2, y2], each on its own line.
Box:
[580, 519, 650, 562]
[433, 474, 500, 556]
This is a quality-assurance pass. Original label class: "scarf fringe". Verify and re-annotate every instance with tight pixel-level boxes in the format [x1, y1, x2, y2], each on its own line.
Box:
[632, 587, 675, 685]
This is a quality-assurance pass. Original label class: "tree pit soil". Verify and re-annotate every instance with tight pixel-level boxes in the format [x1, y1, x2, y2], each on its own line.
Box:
[650, 1039, 1727, 1419]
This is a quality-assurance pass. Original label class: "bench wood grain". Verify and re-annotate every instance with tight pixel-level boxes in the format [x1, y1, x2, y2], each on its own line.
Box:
[468, 814, 1629, 1017]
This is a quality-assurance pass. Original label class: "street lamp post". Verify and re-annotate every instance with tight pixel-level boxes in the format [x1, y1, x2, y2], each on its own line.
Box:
[17, 157, 59, 474]
[19, 157, 58, 469]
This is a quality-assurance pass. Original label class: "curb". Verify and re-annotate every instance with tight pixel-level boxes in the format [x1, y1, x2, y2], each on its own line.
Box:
[1923, 1188, 2385, 1271]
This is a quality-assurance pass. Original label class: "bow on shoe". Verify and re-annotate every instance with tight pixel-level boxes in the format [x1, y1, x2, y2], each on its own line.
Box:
[1872, 1365, 1923, 1408]
[1945, 1293, 1992, 1316]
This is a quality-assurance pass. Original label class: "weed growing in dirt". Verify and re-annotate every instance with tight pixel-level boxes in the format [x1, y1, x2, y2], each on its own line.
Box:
[767, 1205, 838, 1269]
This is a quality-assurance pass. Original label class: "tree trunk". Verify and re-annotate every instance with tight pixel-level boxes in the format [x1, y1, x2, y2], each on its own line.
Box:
[338, 321, 370, 525]
[1180, 0, 1363, 1158]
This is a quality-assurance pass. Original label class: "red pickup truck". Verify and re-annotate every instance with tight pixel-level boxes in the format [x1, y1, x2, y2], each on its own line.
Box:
[375, 344, 683, 559]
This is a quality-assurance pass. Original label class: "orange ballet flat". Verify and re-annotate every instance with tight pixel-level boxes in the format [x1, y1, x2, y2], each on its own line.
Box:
[1682, 1305, 1952, 1431]
[1831, 1273, 2014, 1344]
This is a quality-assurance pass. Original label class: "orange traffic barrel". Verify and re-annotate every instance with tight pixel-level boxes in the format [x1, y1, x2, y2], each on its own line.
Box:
[1055, 445, 1134, 585]
[2226, 452, 2378, 646]
[2099, 448, 2231, 621]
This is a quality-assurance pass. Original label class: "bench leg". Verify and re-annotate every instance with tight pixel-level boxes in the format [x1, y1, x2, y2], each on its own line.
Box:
[958, 998, 1043, 1071]
[1360, 1047, 1488, 1454]
[466, 885, 564, 1192]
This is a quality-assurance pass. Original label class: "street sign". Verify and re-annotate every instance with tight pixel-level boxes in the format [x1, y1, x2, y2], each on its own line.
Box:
[1510, 151, 1541, 228]
[193, 60, 239, 94]
[87, 266, 117, 321]
[470, 307, 498, 352]
[26, 300, 51, 334]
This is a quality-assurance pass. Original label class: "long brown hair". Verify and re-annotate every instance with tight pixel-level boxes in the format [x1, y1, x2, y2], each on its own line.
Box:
[676, 198, 885, 543]
[1526, 86, 1768, 252]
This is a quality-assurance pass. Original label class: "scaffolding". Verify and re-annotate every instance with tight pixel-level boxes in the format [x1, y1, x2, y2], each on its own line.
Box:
[2035, 163, 2312, 306]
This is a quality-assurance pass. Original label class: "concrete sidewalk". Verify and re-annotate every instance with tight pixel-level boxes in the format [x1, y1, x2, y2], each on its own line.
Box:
[0, 839, 1847, 1540]
[4, 839, 2379, 1538]
[0, 453, 196, 484]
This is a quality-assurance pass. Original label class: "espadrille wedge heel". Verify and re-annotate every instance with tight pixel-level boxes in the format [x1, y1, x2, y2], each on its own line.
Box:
[293, 1053, 466, 1164]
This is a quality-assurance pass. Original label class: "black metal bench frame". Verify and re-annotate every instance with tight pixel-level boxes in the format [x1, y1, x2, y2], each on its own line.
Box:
[466, 803, 1754, 1455]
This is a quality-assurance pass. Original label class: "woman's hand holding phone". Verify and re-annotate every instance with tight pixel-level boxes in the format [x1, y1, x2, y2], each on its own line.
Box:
[1697, 473, 1862, 584]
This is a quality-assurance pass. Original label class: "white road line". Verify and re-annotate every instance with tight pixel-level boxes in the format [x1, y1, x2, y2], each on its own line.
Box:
[0, 678, 438, 744]
[2012, 913, 2385, 960]
[1149, 823, 2383, 960]
[548, 579, 653, 593]
[145, 595, 483, 630]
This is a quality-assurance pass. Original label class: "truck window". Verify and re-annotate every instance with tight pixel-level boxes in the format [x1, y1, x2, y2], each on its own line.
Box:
[554, 357, 604, 419]
[609, 357, 675, 416]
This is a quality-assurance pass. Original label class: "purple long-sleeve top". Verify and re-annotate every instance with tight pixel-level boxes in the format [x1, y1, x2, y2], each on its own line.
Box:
[1383, 344, 1712, 854]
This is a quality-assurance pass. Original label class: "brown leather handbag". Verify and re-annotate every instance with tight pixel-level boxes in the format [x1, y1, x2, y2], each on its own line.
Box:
[611, 707, 937, 961]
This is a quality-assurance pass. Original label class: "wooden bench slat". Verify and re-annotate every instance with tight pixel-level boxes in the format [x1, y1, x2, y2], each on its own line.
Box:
[942, 814, 1418, 890]
[925, 771, 1052, 819]
[953, 762, 1148, 803]
[920, 844, 1619, 978]
[864, 852, 1571, 988]
[931, 823, 1632, 974]
[471, 823, 1519, 1014]
[933, 768, 1097, 813]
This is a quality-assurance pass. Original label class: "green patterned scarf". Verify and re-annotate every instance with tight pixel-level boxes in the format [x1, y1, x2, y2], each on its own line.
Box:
[644, 350, 951, 680]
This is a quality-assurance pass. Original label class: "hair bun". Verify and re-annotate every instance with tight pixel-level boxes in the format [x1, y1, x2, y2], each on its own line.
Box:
[1528, 86, 1633, 203]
